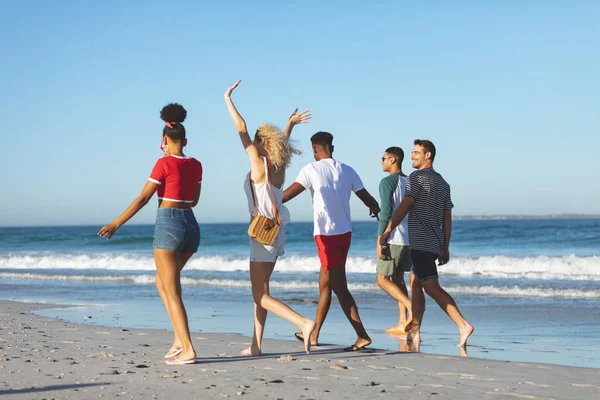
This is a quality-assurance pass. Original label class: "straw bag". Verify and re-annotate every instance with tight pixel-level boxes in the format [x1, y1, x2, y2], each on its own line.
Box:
[247, 160, 281, 246]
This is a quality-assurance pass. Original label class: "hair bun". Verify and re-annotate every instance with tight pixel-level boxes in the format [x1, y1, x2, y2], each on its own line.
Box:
[160, 103, 187, 123]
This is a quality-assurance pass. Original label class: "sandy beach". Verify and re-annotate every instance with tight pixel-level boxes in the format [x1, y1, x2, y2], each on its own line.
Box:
[0, 301, 598, 399]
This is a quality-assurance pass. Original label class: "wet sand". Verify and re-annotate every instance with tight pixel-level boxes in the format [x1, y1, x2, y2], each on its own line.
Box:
[1, 300, 598, 399]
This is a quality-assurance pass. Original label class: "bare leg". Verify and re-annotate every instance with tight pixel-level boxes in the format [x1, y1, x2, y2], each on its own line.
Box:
[422, 278, 474, 347]
[309, 267, 332, 345]
[156, 252, 194, 357]
[400, 339, 420, 353]
[392, 269, 412, 331]
[407, 273, 424, 344]
[376, 272, 412, 334]
[328, 266, 371, 348]
[242, 301, 268, 356]
[154, 249, 195, 362]
[242, 261, 316, 356]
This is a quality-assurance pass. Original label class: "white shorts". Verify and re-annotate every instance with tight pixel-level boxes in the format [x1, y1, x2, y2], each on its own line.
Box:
[249, 230, 285, 262]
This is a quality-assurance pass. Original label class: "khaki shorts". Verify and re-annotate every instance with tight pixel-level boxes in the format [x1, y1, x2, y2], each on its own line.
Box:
[376, 245, 412, 277]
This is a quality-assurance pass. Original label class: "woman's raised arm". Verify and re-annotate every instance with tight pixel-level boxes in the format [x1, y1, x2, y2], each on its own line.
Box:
[224, 80, 258, 159]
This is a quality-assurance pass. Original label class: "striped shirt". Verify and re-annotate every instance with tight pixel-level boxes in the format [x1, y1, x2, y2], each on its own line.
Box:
[405, 169, 453, 256]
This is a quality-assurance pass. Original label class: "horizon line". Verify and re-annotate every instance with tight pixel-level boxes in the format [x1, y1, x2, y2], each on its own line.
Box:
[1, 214, 600, 228]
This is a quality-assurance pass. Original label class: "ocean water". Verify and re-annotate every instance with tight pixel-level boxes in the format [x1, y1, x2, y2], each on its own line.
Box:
[1, 219, 599, 368]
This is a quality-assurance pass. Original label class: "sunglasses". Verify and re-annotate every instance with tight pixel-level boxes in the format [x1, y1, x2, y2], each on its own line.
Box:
[381, 157, 392, 161]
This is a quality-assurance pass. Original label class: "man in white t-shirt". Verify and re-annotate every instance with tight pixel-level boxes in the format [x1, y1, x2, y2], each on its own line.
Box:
[283, 131, 380, 351]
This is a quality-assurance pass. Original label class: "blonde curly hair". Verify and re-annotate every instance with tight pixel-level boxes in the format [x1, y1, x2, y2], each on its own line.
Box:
[255, 123, 301, 169]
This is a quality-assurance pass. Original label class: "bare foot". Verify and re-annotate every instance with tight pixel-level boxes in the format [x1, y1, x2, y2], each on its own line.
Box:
[409, 341, 421, 353]
[385, 325, 408, 335]
[402, 317, 413, 332]
[457, 323, 474, 347]
[399, 341, 410, 352]
[459, 346, 468, 357]
[240, 346, 262, 357]
[406, 330, 421, 344]
[295, 332, 319, 347]
[301, 320, 316, 354]
[354, 336, 372, 349]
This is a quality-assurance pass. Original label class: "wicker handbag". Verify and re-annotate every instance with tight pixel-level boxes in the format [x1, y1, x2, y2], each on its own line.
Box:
[247, 161, 281, 246]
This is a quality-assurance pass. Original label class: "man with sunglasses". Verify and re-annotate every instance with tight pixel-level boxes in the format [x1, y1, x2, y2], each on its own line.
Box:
[376, 147, 413, 335]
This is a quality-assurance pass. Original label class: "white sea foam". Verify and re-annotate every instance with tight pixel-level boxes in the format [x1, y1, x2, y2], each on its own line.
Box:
[1, 272, 599, 299]
[1, 253, 599, 281]
[441, 255, 600, 281]
[445, 285, 600, 299]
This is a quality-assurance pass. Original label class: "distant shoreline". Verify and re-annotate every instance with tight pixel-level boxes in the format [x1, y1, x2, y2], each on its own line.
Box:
[1, 215, 600, 228]
[454, 214, 600, 220]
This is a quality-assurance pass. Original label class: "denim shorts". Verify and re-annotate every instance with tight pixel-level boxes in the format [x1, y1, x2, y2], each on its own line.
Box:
[153, 208, 200, 253]
[249, 230, 285, 263]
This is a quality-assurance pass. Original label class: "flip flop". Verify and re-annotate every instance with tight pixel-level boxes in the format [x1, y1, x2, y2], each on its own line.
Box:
[165, 357, 197, 365]
[164, 348, 182, 359]
[343, 344, 368, 352]
[294, 332, 319, 347]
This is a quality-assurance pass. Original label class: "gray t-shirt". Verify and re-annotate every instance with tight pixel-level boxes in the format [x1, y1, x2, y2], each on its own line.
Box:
[405, 169, 453, 255]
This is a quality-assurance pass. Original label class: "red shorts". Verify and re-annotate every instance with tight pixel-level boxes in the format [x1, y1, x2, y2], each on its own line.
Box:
[314, 232, 352, 271]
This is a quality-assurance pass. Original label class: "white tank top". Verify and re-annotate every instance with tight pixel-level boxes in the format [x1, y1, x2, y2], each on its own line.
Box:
[244, 157, 290, 226]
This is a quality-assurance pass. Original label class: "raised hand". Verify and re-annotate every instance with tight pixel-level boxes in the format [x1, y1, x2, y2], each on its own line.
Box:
[284, 108, 311, 137]
[288, 108, 312, 126]
[224, 80, 242, 98]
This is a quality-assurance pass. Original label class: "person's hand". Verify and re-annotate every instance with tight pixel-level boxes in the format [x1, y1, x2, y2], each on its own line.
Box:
[376, 241, 388, 260]
[288, 108, 312, 126]
[369, 205, 380, 219]
[224, 80, 241, 98]
[379, 231, 391, 246]
[98, 222, 119, 240]
[438, 248, 450, 265]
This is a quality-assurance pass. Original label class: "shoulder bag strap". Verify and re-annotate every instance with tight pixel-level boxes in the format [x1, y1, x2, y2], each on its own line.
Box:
[248, 173, 258, 216]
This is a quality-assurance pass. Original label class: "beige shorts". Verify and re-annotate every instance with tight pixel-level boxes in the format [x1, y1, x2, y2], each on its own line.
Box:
[376, 245, 412, 277]
[249, 230, 285, 263]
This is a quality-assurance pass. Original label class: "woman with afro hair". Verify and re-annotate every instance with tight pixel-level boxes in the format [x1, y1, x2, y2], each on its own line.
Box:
[225, 80, 316, 355]
[99, 103, 202, 365]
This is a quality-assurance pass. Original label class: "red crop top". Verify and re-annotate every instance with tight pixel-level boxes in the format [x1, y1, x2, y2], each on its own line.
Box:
[148, 156, 203, 203]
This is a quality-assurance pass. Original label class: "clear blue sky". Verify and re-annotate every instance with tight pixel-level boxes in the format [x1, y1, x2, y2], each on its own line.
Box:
[1, 1, 598, 226]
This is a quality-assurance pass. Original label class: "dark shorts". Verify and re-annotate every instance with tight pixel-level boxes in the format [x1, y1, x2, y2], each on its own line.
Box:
[153, 208, 200, 253]
[314, 232, 352, 271]
[410, 249, 439, 281]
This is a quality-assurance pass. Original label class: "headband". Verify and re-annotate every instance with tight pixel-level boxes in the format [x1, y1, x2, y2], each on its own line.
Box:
[165, 122, 178, 129]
